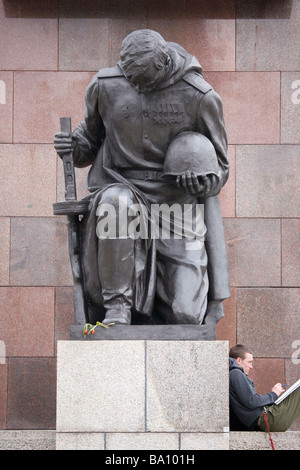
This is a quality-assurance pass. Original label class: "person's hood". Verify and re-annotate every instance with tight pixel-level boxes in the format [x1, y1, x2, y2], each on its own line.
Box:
[156, 41, 203, 89]
[229, 357, 244, 373]
[117, 41, 203, 92]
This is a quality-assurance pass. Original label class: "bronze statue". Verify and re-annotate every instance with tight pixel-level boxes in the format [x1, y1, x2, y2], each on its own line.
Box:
[54, 29, 230, 328]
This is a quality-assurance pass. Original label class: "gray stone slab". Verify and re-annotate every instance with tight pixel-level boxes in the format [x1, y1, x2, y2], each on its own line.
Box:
[1, 429, 299, 450]
[0, 431, 55, 450]
[282, 219, 300, 287]
[236, 145, 300, 217]
[181, 432, 229, 450]
[56, 431, 230, 450]
[229, 431, 300, 451]
[70, 324, 216, 341]
[106, 432, 179, 451]
[237, 288, 300, 358]
[56, 340, 146, 433]
[224, 218, 281, 287]
[236, 0, 300, 71]
[56, 432, 105, 450]
[281, 72, 300, 144]
[146, 341, 229, 432]
[56, 340, 229, 435]
[10, 217, 72, 286]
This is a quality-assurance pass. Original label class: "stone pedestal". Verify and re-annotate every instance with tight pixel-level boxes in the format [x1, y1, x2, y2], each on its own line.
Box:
[56, 330, 229, 450]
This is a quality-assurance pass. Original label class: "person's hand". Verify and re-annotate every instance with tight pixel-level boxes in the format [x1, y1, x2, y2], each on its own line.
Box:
[272, 383, 285, 397]
[176, 171, 209, 196]
[54, 132, 73, 157]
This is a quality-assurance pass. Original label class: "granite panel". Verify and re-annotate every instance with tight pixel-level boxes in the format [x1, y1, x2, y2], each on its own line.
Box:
[0, 430, 56, 450]
[2, 0, 58, 18]
[236, 0, 300, 71]
[0, 72, 13, 143]
[217, 288, 237, 349]
[58, 0, 235, 74]
[146, 341, 228, 432]
[10, 217, 72, 286]
[206, 72, 280, 144]
[59, 0, 147, 70]
[282, 219, 300, 287]
[281, 72, 300, 144]
[0, 217, 10, 285]
[224, 218, 281, 287]
[181, 433, 229, 450]
[0, 144, 56, 217]
[59, 18, 148, 71]
[219, 145, 235, 218]
[59, 0, 147, 18]
[56, 340, 229, 434]
[148, 0, 235, 71]
[237, 288, 300, 357]
[56, 340, 146, 432]
[106, 432, 179, 451]
[13, 71, 94, 143]
[248, 358, 285, 395]
[59, 18, 111, 71]
[148, 0, 235, 19]
[0, 364, 7, 429]
[54, 287, 74, 345]
[56, 432, 105, 450]
[0, 287, 55, 357]
[236, 145, 300, 217]
[230, 431, 300, 450]
[236, 0, 294, 19]
[7, 357, 56, 430]
[0, 2, 58, 70]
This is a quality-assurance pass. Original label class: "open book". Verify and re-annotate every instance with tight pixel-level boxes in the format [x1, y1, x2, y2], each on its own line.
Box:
[275, 378, 300, 405]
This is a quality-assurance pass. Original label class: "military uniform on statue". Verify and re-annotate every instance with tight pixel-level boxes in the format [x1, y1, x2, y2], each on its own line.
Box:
[54, 29, 230, 327]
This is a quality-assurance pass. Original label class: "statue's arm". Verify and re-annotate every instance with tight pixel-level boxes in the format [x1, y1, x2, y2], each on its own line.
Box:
[197, 89, 229, 197]
[72, 75, 105, 168]
[178, 88, 230, 198]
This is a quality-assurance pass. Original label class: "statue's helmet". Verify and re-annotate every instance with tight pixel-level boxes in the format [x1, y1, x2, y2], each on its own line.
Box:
[163, 132, 219, 178]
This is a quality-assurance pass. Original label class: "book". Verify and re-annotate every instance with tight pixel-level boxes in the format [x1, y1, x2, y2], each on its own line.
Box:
[275, 378, 300, 405]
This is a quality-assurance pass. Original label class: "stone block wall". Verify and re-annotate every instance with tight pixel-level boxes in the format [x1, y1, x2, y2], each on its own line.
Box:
[55, 340, 229, 449]
[0, 0, 299, 432]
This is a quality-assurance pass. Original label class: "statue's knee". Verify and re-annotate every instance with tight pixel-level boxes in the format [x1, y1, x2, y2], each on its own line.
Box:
[98, 184, 137, 208]
[96, 185, 137, 239]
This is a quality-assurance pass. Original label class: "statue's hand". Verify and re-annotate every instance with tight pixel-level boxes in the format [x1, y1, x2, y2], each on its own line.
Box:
[176, 171, 209, 196]
[54, 132, 73, 157]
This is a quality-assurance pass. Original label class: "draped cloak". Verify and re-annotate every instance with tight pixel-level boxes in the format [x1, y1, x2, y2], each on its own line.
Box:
[72, 42, 231, 324]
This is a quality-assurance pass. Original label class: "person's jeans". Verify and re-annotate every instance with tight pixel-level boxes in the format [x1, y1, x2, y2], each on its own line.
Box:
[257, 386, 300, 432]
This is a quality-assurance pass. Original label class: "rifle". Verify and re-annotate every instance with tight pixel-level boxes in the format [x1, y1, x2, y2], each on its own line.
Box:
[53, 117, 89, 325]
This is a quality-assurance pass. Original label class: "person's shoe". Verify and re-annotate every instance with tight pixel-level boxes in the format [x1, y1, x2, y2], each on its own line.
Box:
[102, 308, 131, 325]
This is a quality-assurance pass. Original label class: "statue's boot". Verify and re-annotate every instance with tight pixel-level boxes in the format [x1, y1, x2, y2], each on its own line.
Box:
[98, 237, 134, 325]
[102, 306, 131, 325]
[96, 185, 140, 325]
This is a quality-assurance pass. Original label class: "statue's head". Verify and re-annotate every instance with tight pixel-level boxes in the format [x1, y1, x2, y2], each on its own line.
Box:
[120, 29, 170, 93]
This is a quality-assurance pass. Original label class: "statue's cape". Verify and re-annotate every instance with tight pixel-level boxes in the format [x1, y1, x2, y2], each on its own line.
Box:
[151, 41, 204, 89]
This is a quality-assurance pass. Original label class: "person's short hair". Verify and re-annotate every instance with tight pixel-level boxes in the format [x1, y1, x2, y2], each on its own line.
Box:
[229, 344, 252, 360]
[120, 29, 169, 75]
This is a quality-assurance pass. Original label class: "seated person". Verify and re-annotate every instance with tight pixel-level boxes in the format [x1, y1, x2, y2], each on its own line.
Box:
[229, 344, 300, 432]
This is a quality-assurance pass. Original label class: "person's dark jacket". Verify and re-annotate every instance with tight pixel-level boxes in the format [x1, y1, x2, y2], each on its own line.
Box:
[229, 357, 278, 431]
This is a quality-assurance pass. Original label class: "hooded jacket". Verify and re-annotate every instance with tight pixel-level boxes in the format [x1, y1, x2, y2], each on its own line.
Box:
[229, 357, 278, 430]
